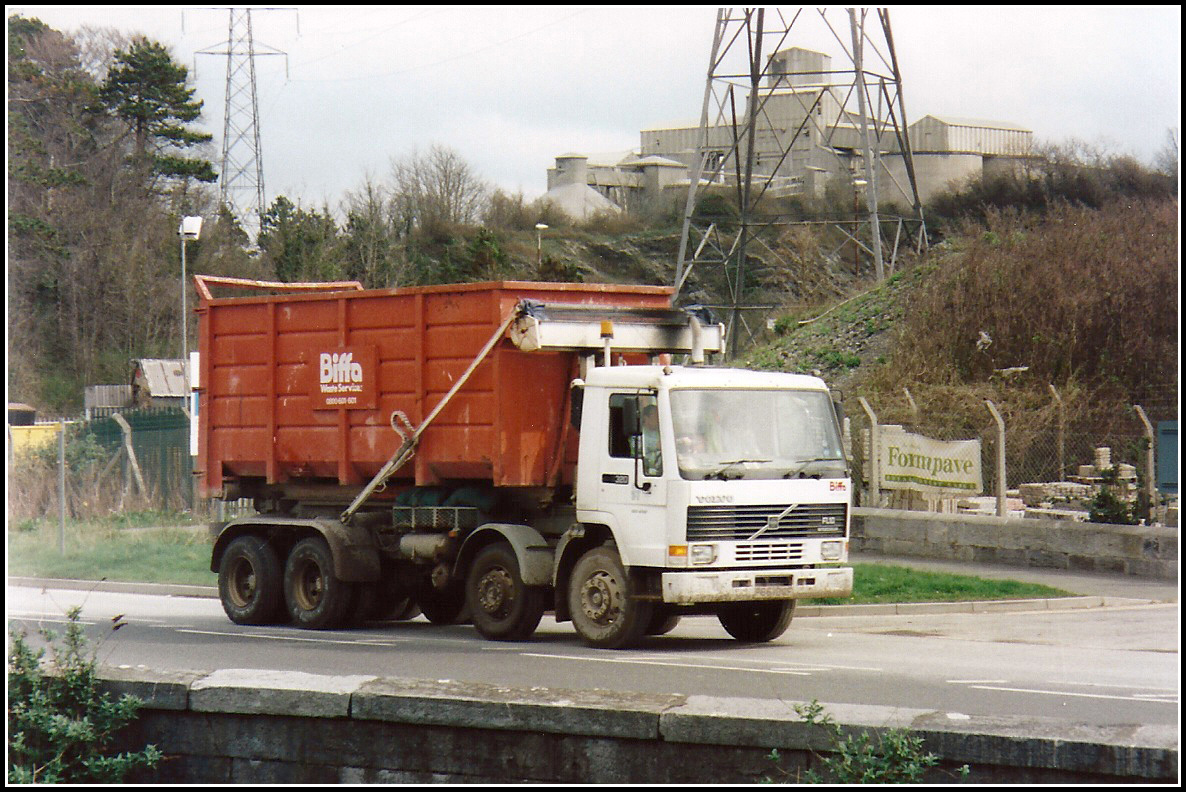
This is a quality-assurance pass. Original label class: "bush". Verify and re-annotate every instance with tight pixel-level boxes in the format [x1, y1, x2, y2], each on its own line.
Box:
[767, 700, 969, 783]
[8, 607, 162, 783]
[1087, 485, 1136, 525]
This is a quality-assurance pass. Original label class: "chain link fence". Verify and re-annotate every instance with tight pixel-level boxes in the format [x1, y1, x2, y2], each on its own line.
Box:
[8, 407, 250, 523]
[846, 383, 1176, 525]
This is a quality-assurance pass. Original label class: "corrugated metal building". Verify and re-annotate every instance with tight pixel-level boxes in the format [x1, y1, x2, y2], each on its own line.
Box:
[550, 45, 1035, 210]
[910, 115, 1033, 156]
[131, 358, 189, 408]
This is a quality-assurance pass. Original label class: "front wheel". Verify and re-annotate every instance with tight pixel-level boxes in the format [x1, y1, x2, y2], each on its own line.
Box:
[568, 546, 653, 649]
[284, 537, 357, 630]
[718, 600, 795, 643]
[466, 543, 547, 641]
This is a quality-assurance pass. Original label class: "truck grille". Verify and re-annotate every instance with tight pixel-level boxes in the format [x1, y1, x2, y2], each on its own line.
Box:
[735, 543, 803, 561]
[686, 503, 846, 542]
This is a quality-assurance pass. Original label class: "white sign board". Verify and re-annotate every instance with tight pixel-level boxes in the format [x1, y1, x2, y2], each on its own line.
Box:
[189, 351, 199, 458]
[878, 425, 982, 495]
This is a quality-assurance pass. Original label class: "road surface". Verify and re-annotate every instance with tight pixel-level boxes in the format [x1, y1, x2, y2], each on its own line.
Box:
[7, 582, 1177, 728]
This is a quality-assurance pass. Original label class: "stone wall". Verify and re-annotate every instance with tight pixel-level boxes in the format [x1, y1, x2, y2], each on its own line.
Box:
[852, 507, 1178, 579]
[102, 668, 1178, 784]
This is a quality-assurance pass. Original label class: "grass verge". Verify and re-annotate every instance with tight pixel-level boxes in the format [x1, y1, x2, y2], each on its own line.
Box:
[9, 514, 1075, 602]
[8, 513, 212, 587]
[806, 563, 1072, 605]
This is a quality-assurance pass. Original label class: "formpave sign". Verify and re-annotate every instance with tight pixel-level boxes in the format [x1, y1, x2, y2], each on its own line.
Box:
[879, 426, 983, 494]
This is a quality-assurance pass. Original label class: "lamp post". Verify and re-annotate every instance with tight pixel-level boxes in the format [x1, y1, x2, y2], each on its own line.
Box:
[179, 216, 203, 412]
[535, 223, 548, 269]
[852, 179, 867, 276]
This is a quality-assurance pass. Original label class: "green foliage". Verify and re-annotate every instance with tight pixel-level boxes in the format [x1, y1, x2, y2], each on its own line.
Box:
[465, 227, 510, 279]
[259, 196, 342, 282]
[1087, 485, 1136, 525]
[766, 700, 969, 784]
[99, 36, 215, 182]
[8, 607, 162, 783]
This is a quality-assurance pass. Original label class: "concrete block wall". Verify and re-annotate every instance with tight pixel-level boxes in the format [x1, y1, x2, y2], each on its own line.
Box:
[852, 508, 1178, 579]
[101, 668, 1177, 784]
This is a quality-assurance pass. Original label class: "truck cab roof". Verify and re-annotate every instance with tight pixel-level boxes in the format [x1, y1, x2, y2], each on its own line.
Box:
[583, 365, 830, 392]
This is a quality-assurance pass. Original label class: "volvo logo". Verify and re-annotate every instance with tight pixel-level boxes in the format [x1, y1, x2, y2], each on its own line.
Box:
[695, 495, 734, 504]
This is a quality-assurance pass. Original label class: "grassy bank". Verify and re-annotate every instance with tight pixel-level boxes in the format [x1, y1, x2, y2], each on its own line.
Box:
[9, 514, 1074, 602]
[8, 513, 212, 587]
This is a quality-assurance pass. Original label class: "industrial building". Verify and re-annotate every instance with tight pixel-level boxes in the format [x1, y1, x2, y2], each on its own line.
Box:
[544, 47, 1034, 219]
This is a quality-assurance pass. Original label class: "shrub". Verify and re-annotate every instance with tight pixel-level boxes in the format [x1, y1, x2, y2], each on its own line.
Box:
[767, 700, 969, 783]
[8, 607, 162, 783]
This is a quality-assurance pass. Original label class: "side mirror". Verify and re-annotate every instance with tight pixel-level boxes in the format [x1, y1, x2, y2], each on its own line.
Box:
[570, 382, 584, 429]
[832, 397, 846, 431]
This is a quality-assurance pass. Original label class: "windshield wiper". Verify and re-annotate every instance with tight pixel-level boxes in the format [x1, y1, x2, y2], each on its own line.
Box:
[706, 458, 771, 480]
[784, 456, 845, 478]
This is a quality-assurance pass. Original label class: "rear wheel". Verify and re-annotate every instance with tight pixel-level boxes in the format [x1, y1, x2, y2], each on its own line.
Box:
[361, 574, 421, 621]
[416, 578, 470, 625]
[718, 600, 795, 643]
[218, 535, 285, 625]
[284, 537, 357, 629]
[466, 543, 547, 641]
[569, 546, 653, 649]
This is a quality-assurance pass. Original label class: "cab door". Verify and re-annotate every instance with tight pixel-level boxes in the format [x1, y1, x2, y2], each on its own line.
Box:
[592, 391, 667, 566]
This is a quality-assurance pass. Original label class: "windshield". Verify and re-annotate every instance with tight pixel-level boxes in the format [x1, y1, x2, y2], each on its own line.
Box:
[670, 388, 845, 480]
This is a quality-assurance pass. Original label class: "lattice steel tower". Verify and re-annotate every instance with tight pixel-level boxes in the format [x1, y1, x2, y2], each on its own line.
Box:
[674, 8, 925, 357]
[197, 8, 287, 244]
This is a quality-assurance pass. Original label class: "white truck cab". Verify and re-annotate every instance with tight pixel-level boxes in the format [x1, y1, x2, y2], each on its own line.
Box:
[574, 365, 855, 609]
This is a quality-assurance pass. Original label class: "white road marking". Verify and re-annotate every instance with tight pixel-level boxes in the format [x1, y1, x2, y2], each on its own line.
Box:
[963, 683, 1179, 704]
[520, 652, 815, 675]
[176, 628, 407, 647]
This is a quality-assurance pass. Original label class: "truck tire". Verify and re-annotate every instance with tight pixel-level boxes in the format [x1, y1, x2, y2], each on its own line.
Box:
[718, 600, 795, 643]
[218, 535, 285, 625]
[569, 546, 654, 649]
[357, 575, 421, 622]
[645, 609, 682, 636]
[466, 543, 547, 642]
[284, 537, 357, 630]
[416, 580, 470, 625]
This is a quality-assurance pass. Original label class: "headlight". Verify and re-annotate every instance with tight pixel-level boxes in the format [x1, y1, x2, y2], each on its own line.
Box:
[690, 544, 718, 565]
[820, 540, 844, 561]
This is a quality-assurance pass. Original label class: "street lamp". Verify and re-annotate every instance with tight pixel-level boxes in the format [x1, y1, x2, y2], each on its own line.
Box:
[535, 223, 548, 269]
[179, 216, 202, 412]
[851, 179, 867, 276]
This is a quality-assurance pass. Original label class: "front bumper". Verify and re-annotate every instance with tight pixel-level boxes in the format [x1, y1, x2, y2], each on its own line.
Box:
[661, 566, 853, 604]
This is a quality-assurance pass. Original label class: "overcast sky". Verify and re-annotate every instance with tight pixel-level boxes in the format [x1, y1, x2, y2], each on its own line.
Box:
[11, 5, 1182, 213]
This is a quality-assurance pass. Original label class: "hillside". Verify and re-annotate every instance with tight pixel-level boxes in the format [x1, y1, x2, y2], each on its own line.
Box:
[742, 200, 1178, 452]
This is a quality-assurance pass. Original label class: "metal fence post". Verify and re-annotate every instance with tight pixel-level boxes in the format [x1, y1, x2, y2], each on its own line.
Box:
[1048, 384, 1065, 480]
[858, 397, 879, 507]
[903, 387, 918, 423]
[985, 400, 1007, 517]
[58, 423, 66, 554]
[1133, 405, 1157, 519]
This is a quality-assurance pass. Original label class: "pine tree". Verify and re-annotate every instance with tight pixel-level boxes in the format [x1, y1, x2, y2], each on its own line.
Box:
[99, 36, 216, 183]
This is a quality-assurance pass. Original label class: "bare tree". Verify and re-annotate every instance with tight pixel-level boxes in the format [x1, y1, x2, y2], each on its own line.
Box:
[389, 144, 489, 233]
[1154, 127, 1178, 178]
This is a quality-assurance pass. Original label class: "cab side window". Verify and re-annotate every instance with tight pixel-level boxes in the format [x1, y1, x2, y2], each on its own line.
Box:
[608, 393, 662, 476]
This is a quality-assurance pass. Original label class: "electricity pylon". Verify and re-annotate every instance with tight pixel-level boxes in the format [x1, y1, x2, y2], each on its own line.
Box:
[673, 7, 925, 358]
[196, 8, 289, 245]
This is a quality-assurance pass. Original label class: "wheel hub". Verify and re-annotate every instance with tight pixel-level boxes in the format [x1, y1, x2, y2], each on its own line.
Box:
[580, 571, 619, 624]
[295, 561, 325, 610]
[230, 559, 257, 607]
[477, 568, 514, 616]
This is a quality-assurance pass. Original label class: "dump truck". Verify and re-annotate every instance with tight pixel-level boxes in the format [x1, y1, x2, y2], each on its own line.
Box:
[198, 276, 853, 648]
